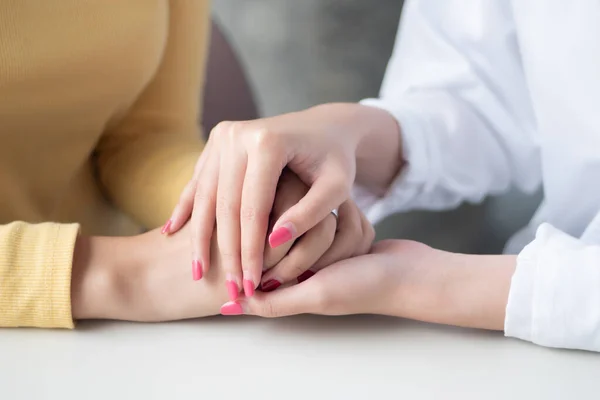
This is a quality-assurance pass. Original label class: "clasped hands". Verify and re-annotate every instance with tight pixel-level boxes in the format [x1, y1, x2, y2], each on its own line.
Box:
[151, 170, 461, 323]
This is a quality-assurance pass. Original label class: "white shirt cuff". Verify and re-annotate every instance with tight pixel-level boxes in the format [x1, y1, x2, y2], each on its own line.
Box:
[505, 223, 600, 352]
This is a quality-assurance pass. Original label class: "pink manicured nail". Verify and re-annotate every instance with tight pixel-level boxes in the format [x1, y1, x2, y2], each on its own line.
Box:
[220, 301, 243, 316]
[269, 223, 295, 248]
[161, 219, 172, 235]
[297, 270, 315, 283]
[192, 260, 203, 281]
[243, 279, 255, 297]
[226, 278, 239, 301]
[261, 279, 281, 292]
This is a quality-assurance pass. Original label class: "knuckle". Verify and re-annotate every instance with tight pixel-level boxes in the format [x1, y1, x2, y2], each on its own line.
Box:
[193, 187, 214, 205]
[262, 300, 281, 318]
[240, 205, 270, 224]
[215, 196, 238, 219]
[227, 121, 248, 141]
[211, 120, 235, 138]
[250, 128, 280, 151]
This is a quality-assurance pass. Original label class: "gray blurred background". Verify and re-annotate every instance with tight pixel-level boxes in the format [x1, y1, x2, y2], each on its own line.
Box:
[211, 0, 542, 254]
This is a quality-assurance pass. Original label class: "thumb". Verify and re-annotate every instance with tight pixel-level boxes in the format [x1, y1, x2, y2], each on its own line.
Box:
[268, 171, 349, 248]
[243, 282, 323, 318]
[244, 254, 373, 318]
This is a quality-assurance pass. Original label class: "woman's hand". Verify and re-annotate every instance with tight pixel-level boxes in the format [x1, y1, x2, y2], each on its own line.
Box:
[233, 170, 375, 298]
[164, 103, 399, 300]
[225, 240, 516, 331]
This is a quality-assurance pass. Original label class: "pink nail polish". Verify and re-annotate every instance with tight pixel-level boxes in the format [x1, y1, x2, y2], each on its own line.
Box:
[261, 279, 281, 292]
[269, 223, 294, 248]
[220, 301, 243, 316]
[297, 270, 315, 283]
[226, 279, 239, 301]
[161, 219, 172, 235]
[192, 260, 203, 281]
[243, 279, 255, 297]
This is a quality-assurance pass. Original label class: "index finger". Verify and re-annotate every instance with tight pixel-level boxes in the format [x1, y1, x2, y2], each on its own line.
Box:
[240, 148, 282, 297]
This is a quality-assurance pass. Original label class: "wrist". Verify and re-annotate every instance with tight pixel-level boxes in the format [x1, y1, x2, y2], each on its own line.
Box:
[353, 104, 404, 193]
[420, 252, 516, 330]
[71, 235, 140, 320]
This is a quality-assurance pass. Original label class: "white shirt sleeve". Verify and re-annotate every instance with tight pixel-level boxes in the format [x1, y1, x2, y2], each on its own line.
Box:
[354, 0, 541, 224]
[506, 223, 600, 352]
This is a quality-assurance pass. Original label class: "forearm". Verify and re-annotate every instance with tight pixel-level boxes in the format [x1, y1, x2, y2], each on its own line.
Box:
[71, 227, 230, 322]
[439, 253, 515, 330]
[399, 251, 516, 331]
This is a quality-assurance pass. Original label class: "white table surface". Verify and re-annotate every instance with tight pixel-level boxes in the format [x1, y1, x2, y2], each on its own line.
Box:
[0, 315, 597, 400]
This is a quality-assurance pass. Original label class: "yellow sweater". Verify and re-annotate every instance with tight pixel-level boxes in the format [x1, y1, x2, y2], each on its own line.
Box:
[0, 0, 210, 328]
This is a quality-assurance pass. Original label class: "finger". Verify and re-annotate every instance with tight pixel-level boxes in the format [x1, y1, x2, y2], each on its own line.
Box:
[261, 214, 336, 291]
[296, 203, 375, 285]
[240, 147, 284, 297]
[262, 211, 295, 271]
[166, 179, 197, 234]
[239, 254, 374, 317]
[311, 201, 362, 271]
[269, 167, 348, 249]
[189, 150, 219, 281]
[262, 172, 305, 270]
[216, 145, 247, 301]
[164, 139, 214, 235]
[354, 208, 376, 257]
[294, 204, 358, 285]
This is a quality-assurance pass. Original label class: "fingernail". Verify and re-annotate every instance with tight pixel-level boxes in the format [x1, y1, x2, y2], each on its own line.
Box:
[161, 219, 172, 235]
[261, 279, 281, 292]
[297, 270, 315, 283]
[192, 260, 203, 281]
[269, 223, 295, 248]
[220, 301, 243, 316]
[226, 276, 239, 301]
[243, 279, 255, 297]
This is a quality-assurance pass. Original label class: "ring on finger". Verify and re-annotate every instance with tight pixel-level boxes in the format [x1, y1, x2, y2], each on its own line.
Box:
[330, 208, 339, 220]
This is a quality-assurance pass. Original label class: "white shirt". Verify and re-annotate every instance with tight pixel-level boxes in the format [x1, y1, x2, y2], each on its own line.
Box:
[355, 0, 600, 352]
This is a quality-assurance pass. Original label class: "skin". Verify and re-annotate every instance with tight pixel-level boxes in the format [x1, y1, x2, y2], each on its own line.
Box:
[236, 240, 516, 331]
[168, 103, 402, 302]
[189, 102, 517, 331]
[70, 171, 374, 321]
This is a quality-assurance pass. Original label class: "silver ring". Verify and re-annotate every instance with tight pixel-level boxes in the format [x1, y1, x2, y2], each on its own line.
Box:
[330, 208, 339, 220]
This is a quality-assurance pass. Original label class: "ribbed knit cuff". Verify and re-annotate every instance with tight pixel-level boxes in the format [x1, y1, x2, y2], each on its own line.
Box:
[0, 222, 80, 328]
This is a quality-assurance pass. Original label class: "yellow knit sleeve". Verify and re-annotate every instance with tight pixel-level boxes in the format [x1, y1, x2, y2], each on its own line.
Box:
[95, 0, 211, 229]
[0, 222, 79, 328]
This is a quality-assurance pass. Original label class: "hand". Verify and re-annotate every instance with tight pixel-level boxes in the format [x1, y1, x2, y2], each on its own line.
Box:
[226, 240, 516, 331]
[71, 172, 374, 321]
[231, 170, 375, 298]
[164, 103, 399, 300]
